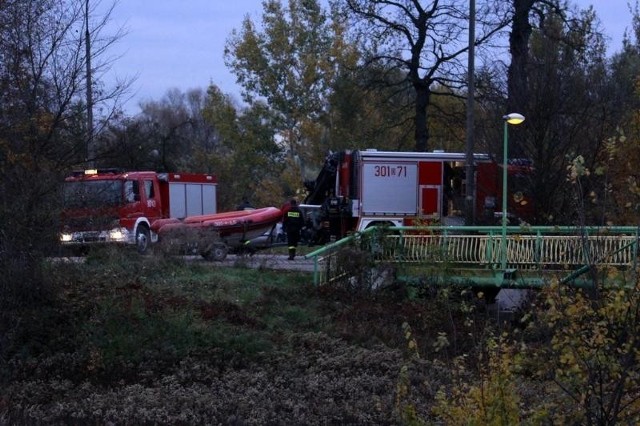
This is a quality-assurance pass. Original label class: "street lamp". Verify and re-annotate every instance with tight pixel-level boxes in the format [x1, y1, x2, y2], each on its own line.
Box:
[501, 113, 525, 270]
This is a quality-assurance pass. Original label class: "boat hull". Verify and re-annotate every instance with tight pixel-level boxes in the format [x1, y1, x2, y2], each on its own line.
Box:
[153, 207, 283, 257]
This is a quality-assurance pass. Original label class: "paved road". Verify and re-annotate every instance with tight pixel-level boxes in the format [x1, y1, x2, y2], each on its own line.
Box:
[206, 253, 317, 273]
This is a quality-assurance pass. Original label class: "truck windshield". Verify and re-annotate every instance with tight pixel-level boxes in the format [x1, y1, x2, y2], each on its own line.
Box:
[63, 180, 124, 208]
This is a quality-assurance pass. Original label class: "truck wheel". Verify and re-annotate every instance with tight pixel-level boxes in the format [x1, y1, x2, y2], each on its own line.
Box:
[136, 225, 151, 254]
[202, 243, 228, 261]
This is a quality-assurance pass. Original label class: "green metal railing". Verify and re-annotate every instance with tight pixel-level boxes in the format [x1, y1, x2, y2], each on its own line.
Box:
[305, 226, 640, 287]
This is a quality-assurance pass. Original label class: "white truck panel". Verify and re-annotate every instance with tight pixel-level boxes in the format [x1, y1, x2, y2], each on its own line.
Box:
[169, 183, 217, 218]
[185, 184, 203, 217]
[169, 184, 186, 218]
[361, 162, 418, 215]
[201, 184, 217, 214]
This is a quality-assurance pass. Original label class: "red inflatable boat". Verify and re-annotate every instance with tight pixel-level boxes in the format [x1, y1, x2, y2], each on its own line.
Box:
[152, 206, 282, 260]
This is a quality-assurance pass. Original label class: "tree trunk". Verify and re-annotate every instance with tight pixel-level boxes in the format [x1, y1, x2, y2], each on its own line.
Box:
[507, 0, 534, 113]
[414, 82, 430, 152]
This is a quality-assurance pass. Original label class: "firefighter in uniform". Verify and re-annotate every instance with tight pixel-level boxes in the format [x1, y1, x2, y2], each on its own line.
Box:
[283, 199, 305, 260]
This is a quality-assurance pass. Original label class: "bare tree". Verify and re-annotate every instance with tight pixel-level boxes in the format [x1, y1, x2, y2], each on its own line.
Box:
[0, 0, 130, 307]
[342, 0, 510, 151]
[502, 2, 611, 224]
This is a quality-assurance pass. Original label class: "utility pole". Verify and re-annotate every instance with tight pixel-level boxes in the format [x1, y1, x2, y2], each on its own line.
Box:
[85, 0, 94, 167]
[464, 0, 476, 225]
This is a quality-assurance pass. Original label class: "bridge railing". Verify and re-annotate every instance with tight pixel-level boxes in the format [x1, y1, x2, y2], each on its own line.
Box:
[305, 226, 640, 286]
[381, 231, 639, 267]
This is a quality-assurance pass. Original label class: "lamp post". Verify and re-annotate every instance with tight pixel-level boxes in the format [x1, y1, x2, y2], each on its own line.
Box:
[501, 113, 525, 270]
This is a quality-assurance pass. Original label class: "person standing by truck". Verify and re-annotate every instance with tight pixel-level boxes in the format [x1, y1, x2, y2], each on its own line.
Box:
[283, 199, 305, 260]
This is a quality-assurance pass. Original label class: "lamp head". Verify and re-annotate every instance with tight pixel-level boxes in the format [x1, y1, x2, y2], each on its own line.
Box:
[503, 113, 525, 125]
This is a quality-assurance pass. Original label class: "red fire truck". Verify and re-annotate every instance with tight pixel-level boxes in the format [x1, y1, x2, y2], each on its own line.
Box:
[60, 169, 218, 253]
[303, 149, 533, 240]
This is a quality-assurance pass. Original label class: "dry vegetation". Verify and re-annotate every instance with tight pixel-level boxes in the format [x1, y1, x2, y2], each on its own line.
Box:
[1, 247, 639, 424]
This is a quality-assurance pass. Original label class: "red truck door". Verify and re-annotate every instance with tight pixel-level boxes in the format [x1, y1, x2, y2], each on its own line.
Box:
[121, 179, 143, 229]
[121, 178, 162, 226]
[419, 186, 440, 216]
[141, 178, 162, 220]
[418, 161, 443, 217]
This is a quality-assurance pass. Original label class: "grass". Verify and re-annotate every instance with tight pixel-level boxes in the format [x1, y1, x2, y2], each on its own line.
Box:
[53, 250, 322, 371]
[6, 246, 629, 424]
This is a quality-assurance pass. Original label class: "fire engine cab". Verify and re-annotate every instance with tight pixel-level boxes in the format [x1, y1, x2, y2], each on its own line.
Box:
[60, 169, 217, 253]
[303, 149, 532, 240]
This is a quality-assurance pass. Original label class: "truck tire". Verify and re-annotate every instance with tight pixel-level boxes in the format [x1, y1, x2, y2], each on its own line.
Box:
[136, 225, 151, 254]
[202, 243, 228, 261]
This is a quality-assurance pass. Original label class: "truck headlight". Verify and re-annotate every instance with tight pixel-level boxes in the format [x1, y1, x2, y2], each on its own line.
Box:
[60, 233, 73, 242]
[108, 228, 128, 242]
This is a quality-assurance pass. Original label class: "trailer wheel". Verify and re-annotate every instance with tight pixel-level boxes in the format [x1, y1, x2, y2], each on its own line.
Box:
[136, 225, 151, 254]
[202, 243, 228, 261]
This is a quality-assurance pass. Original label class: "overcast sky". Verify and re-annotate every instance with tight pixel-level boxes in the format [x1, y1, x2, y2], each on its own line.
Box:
[100, 0, 632, 115]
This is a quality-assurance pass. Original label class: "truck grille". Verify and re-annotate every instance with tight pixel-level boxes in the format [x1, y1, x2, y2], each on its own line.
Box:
[78, 232, 104, 243]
